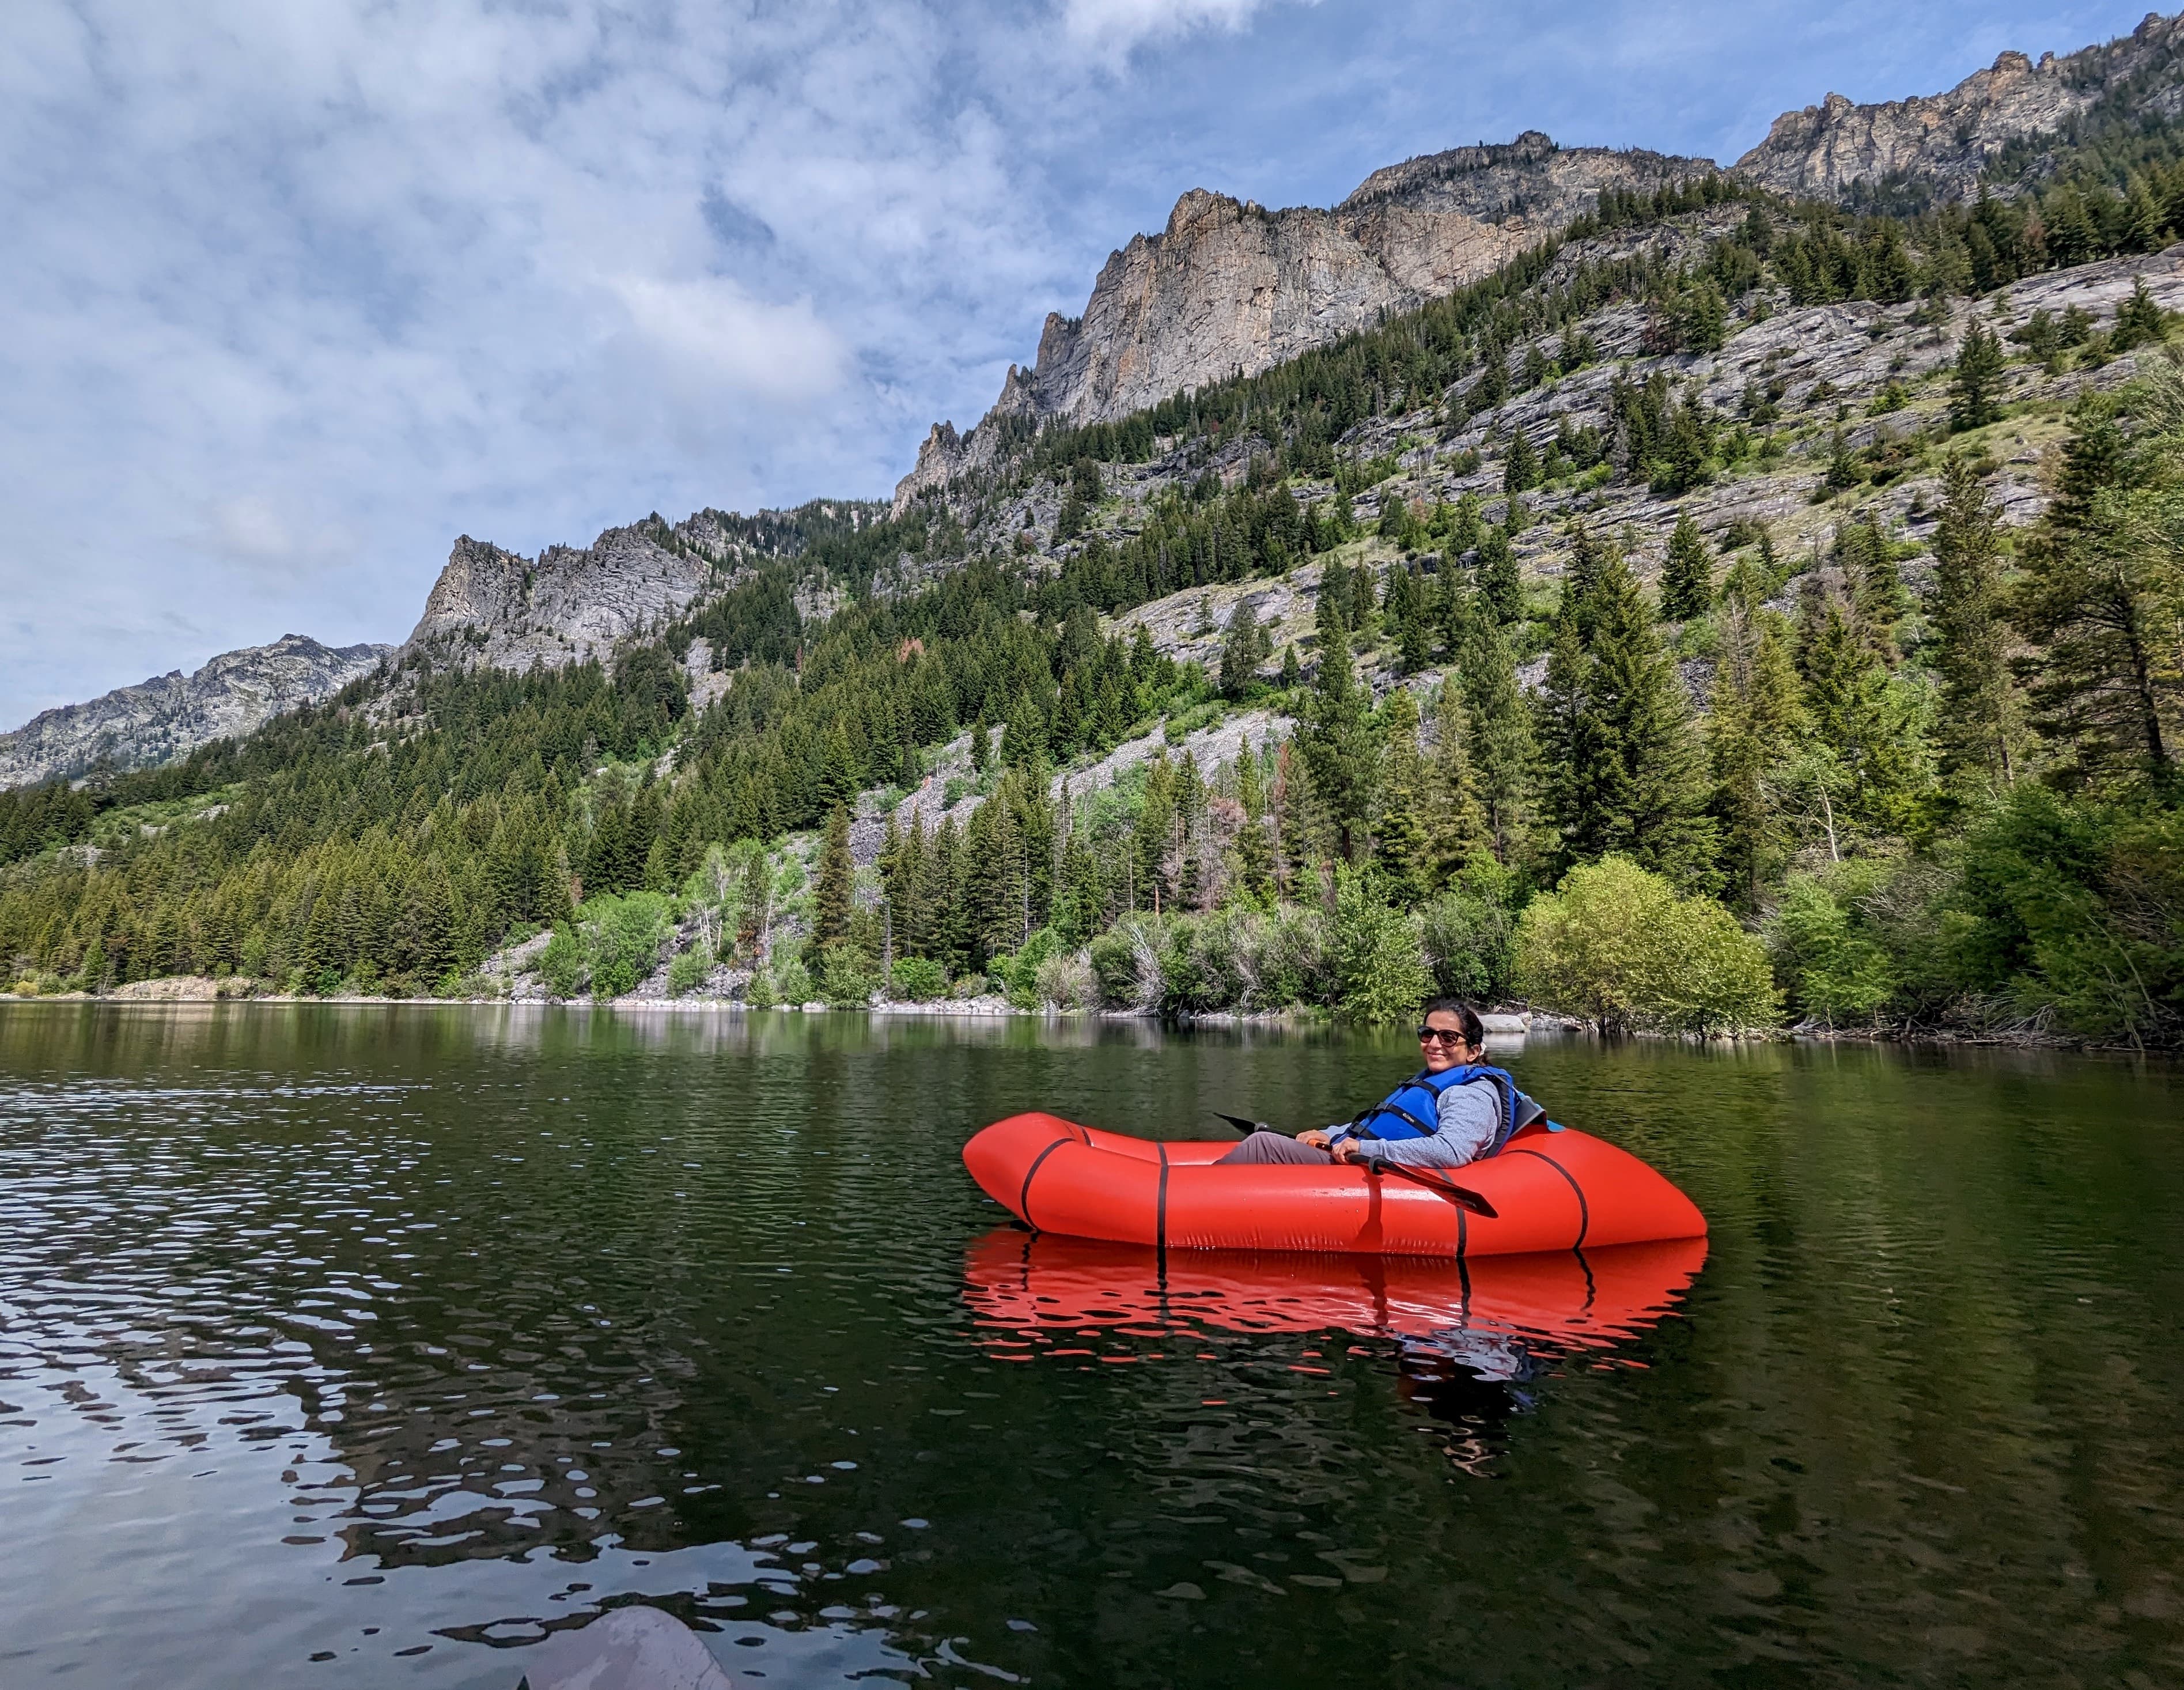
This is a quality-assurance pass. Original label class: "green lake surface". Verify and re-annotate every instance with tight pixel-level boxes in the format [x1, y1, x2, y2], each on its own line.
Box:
[1, 1004, 2179, 1688]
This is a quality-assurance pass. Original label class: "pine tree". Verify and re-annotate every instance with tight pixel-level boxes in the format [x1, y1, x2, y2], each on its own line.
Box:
[813, 804, 854, 948]
[1297, 632, 1379, 862]
[1708, 563, 1808, 909]
[1433, 553, 1468, 655]
[1475, 525, 1523, 624]
[1799, 593, 1921, 835]
[1541, 543, 1717, 887]
[1316, 562, 1350, 651]
[2126, 176, 2169, 255]
[1536, 589, 1596, 866]
[1836, 516, 1909, 662]
[820, 721, 861, 809]
[1928, 457, 2021, 792]
[2113, 274, 2168, 349]
[1823, 425, 1860, 494]
[917, 818, 959, 966]
[1004, 693, 1047, 770]
[1504, 425, 1540, 495]
[1427, 679, 1491, 880]
[1372, 689, 1433, 899]
[1459, 607, 1536, 868]
[1660, 509, 1712, 621]
[969, 719, 990, 773]
[1390, 564, 1431, 672]
[1220, 596, 1267, 698]
[1134, 755, 1178, 909]
[1278, 643, 1300, 689]
[960, 796, 1013, 965]
[1233, 745, 1275, 906]
[1448, 492, 1482, 557]
[1348, 559, 1378, 638]
[1950, 320, 2006, 433]
[2013, 396, 2178, 788]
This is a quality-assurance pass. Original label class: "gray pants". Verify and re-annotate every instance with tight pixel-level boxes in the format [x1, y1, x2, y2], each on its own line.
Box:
[1216, 1130, 1335, 1166]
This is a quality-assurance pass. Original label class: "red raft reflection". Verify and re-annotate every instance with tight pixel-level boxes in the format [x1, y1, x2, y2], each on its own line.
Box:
[963, 1227, 1708, 1357]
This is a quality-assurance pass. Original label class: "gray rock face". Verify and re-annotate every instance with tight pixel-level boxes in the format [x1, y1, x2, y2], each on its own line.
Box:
[891, 366, 1042, 514]
[405, 521, 726, 670]
[0, 634, 391, 791]
[1736, 12, 2184, 202]
[895, 134, 1708, 511]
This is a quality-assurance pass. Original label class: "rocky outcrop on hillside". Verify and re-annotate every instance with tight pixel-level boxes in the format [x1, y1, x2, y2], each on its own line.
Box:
[404, 521, 727, 670]
[890, 368, 1043, 514]
[895, 134, 1707, 512]
[1027, 134, 1710, 428]
[0, 634, 391, 790]
[1736, 12, 2184, 202]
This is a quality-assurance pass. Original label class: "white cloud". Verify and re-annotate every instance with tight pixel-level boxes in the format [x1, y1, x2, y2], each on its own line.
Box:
[607, 276, 851, 405]
[1062, 0, 1288, 56]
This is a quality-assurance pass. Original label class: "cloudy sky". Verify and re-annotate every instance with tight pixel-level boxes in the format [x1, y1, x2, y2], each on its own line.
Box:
[0, 0, 2154, 728]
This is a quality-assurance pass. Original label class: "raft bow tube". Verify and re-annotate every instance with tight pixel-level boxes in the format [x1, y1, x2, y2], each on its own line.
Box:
[962, 1112, 1706, 1257]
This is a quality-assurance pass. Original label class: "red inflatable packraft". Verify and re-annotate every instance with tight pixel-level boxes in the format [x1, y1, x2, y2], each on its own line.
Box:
[962, 1111, 1706, 1258]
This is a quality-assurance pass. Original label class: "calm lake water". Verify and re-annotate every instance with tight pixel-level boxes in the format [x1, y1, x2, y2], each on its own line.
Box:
[1, 1004, 2179, 1689]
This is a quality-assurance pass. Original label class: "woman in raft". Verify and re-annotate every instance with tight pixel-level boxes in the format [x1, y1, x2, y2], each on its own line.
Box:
[1217, 999, 1541, 1169]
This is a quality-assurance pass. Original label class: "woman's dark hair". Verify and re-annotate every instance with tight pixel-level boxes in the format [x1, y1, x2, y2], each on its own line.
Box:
[1420, 999, 1485, 1046]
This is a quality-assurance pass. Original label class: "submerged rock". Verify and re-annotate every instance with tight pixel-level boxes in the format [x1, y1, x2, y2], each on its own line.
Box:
[518, 1606, 733, 1690]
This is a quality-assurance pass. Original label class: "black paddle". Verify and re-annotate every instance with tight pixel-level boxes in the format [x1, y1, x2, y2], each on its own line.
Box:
[1211, 1113, 1498, 1219]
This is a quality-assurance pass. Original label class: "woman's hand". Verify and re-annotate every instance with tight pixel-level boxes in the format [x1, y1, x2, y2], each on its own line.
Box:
[1296, 1129, 1331, 1149]
[1328, 1138, 1367, 1165]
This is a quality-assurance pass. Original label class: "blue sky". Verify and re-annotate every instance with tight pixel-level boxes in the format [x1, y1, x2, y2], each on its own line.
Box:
[0, 0, 2157, 728]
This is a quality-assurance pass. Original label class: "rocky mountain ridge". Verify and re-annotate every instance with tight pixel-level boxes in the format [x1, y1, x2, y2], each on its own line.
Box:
[897, 12, 2184, 515]
[894, 134, 1705, 509]
[0, 634, 392, 789]
[1735, 12, 2184, 202]
[0, 501, 885, 792]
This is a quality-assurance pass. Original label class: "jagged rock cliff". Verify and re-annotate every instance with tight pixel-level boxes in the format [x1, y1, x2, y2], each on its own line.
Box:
[402, 504, 884, 672]
[895, 134, 1706, 512]
[405, 523, 720, 670]
[1736, 12, 2184, 202]
[1030, 133, 1708, 425]
[0, 634, 391, 790]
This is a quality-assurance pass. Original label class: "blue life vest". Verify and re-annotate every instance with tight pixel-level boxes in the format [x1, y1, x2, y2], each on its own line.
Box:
[1341, 1063, 1534, 1156]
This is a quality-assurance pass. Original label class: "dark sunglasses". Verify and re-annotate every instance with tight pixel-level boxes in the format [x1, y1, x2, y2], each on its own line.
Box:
[1415, 1026, 1471, 1045]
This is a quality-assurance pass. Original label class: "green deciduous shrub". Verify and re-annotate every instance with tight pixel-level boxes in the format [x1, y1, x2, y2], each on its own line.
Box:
[1088, 916, 1163, 1010]
[1034, 948, 1097, 1010]
[667, 944, 713, 996]
[769, 954, 813, 1005]
[588, 892, 675, 999]
[1948, 785, 2184, 1043]
[1517, 855, 1778, 1034]
[817, 943, 880, 1007]
[1766, 864, 1901, 1027]
[1420, 868, 1518, 1001]
[538, 927, 587, 999]
[1159, 912, 1259, 1015]
[889, 955, 948, 1001]
[989, 928, 1062, 1008]
[1331, 865, 1432, 1023]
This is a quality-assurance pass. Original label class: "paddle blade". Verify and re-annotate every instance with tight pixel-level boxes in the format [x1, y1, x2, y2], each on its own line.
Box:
[1369, 1159, 1501, 1219]
[1212, 1112, 1266, 1136]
